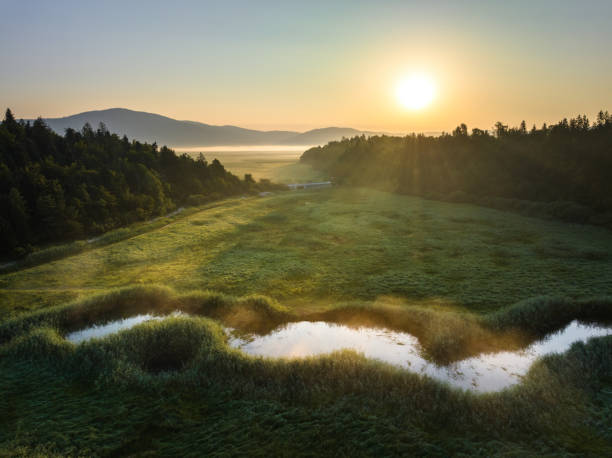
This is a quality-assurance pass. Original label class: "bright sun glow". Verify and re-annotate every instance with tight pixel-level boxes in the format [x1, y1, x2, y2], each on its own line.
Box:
[396, 74, 436, 110]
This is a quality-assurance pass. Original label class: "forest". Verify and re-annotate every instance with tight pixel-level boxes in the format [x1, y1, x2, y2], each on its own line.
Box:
[301, 112, 612, 226]
[0, 109, 279, 257]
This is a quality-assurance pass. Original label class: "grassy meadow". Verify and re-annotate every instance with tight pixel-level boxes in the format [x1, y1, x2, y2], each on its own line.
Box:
[2, 187, 612, 455]
[3, 187, 612, 316]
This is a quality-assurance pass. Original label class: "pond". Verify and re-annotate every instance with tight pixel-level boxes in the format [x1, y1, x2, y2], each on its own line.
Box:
[65, 315, 612, 392]
[65, 311, 186, 344]
[227, 320, 612, 392]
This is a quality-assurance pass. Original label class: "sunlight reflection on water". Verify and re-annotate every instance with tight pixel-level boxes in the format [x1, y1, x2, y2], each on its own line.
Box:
[227, 320, 612, 392]
[66, 315, 611, 392]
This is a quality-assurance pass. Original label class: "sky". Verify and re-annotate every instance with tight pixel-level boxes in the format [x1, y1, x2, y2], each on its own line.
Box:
[1, 0, 611, 132]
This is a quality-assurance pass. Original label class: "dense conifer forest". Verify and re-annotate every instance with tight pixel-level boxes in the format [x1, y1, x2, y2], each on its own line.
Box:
[301, 112, 612, 225]
[0, 109, 279, 257]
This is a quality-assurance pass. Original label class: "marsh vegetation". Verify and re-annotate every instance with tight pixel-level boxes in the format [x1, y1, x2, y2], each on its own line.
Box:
[3, 0, 611, 454]
[62, 311, 612, 392]
[2, 185, 612, 455]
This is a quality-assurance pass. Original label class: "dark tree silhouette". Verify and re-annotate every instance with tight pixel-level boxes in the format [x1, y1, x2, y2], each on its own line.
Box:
[301, 112, 612, 226]
[0, 109, 282, 257]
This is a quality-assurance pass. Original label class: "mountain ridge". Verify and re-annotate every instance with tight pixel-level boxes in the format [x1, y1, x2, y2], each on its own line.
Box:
[35, 108, 381, 147]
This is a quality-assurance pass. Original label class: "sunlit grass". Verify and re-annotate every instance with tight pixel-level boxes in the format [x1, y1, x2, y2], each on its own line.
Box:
[1, 287, 611, 455]
[2, 187, 612, 317]
[2, 188, 612, 455]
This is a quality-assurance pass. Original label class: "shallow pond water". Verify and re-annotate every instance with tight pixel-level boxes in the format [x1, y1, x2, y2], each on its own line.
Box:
[65, 312, 185, 343]
[65, 314, 612, 392]
[228, 320, 612, 392]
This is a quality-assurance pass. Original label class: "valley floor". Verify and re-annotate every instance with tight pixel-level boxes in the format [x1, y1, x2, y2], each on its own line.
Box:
[3, 187, 612, 317]
[1, 187, 612, 456]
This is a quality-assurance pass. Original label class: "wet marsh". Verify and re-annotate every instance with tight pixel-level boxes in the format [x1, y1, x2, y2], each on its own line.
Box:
[63, 309, 612, 393]
[2, 189, 612, 455]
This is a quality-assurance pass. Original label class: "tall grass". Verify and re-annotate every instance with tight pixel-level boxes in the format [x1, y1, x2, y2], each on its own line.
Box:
[2, 298, 611, 455]
[2, 285, 610, 364]
[0, 285, 291, 346]
[2, 187, 612, 454]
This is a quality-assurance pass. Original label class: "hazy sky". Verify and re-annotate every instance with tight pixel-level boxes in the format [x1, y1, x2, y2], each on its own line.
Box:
[2, 0, 611, 132]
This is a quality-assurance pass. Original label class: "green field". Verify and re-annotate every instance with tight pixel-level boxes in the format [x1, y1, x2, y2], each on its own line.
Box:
[2, 187, 612, 455]
[3, 187, 612, 315]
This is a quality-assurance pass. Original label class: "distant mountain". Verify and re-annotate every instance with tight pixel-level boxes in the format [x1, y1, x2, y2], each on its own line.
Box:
[37, 108, 381, 147]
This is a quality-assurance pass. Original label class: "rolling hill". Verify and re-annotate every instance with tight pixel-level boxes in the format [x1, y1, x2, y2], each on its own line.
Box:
[37, 108, 378, 147]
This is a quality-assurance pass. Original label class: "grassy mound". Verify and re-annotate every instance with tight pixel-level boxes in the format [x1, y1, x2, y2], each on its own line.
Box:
[2, 285, 611, 365]
[1, 295, 611, 455]
[0, 285, 290, 346]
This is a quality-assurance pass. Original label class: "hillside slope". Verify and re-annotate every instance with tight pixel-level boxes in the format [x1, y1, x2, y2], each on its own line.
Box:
[38, 108, 380, 147]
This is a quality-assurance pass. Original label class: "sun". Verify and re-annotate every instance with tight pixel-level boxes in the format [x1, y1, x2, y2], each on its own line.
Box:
[396, 74, 436, 110]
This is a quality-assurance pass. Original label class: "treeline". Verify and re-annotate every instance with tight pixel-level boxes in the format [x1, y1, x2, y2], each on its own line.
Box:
[301, 112, 612, 225]
[0, 109, 282, 257]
